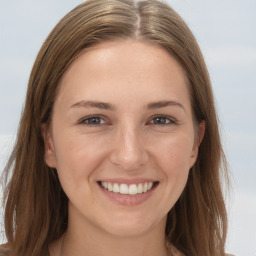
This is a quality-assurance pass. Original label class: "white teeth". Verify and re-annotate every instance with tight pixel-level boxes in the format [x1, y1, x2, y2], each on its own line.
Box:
[147, 182, 153, 190]
[100, 181, 154, 195]
[113, 183, 119, 193]
[108, 183, 113, 192]
[129, 184, 137, 195]
[120, 184, 128, 194]
[143, 183, 148, 192]
[137, 183, 143, 194]
[102, 182, 108, 189]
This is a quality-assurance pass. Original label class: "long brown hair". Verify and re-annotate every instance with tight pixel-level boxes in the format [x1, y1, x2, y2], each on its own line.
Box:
[2, 0, 228, 255]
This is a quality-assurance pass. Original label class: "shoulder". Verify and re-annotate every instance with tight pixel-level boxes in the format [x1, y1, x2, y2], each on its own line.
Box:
[0, 245, 10, 256]
[167, 243, 185, 256]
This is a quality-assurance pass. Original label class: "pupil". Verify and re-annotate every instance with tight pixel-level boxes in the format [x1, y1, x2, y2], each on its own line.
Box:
[90, 117, 99, 124]
[155, 117, 165, 124]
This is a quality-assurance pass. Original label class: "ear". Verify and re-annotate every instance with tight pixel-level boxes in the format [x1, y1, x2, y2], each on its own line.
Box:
[41, 123, 57, 168]
[189, 121, 205, 168]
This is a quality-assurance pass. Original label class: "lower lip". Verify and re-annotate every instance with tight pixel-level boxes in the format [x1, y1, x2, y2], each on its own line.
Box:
[98, 183, 158, 206]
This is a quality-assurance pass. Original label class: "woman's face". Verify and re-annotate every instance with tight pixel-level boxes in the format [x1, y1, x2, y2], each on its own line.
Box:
[44, 40, 204, 237]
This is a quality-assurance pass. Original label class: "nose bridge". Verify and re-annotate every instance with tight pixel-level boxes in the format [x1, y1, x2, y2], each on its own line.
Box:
[110, 121, 148, 170]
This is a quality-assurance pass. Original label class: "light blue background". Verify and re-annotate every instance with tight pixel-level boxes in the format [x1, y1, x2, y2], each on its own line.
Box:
[0, 1, 255, 255]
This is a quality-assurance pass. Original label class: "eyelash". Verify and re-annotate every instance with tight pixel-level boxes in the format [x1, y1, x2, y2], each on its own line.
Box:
[79, 115, 176, 126]
[148, 115, 176, 125]
[80, 115, 107, 125]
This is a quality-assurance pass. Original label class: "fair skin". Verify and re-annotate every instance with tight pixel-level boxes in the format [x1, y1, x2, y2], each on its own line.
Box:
[44, 40, 204, 256]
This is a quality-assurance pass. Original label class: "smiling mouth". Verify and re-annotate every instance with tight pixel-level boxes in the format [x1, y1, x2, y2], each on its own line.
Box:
[98, 181, 159, 196]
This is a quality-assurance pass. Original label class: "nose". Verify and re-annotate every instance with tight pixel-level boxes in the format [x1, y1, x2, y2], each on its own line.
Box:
[109, 124, 149, 171]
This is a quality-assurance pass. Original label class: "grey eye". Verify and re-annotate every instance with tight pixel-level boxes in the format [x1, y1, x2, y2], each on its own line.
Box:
[82, 116, 105, 125]
[151, 116, 173, 125]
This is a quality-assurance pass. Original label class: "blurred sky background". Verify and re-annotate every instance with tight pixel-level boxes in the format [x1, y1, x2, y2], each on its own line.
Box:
[0, 0, 255, 255]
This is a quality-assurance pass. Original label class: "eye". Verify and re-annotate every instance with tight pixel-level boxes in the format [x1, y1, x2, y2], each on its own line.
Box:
[80, 116, 106, 125]
[148, 116, 175, 125]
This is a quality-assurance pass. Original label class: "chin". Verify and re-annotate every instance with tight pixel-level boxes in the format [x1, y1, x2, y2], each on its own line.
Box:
[98, 211, 166, 238]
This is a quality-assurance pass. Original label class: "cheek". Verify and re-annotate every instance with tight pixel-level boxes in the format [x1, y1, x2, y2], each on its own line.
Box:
[52, 131, 109, 187]
[155, 132, 193, 164]
[146, 134, 194, 215]
[151, 133, 194, 183]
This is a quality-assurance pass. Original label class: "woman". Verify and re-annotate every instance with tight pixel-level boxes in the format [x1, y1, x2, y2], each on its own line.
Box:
[1, 0, 229, 255]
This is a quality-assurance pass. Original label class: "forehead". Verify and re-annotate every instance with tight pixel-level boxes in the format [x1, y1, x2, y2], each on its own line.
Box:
[55, 39, 190, 111]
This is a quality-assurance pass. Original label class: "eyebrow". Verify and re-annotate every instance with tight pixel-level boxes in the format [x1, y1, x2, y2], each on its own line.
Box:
[146, 100, 186, 111]
[69, 100, 115, 110]
[69, 100, 185, 111]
